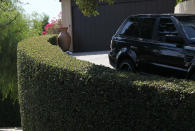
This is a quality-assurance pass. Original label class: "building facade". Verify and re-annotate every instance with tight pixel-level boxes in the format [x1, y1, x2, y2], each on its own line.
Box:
[60, 0, 176, 52]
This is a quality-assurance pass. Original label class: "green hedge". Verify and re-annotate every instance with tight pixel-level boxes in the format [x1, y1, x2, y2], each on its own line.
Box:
[17, 35, 195, 131]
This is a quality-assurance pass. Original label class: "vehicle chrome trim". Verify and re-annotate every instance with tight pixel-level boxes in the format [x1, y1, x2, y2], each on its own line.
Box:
[184, 46, 195, 51]
[151, 63, 187, 72]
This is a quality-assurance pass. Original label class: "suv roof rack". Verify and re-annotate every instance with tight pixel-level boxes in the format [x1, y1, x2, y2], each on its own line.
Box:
[128, 14, 195, 18]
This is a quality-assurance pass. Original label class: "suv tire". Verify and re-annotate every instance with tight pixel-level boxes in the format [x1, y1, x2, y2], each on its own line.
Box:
[190, 73, 195, 80]
[118, 59, 135, 72]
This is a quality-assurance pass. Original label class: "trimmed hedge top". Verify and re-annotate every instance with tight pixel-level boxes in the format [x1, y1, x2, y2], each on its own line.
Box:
[18, 35, 195, 92]
[17, 35, 195, 131]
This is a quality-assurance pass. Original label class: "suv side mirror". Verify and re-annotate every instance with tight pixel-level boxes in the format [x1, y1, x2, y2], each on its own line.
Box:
[165, 35, 184, 44]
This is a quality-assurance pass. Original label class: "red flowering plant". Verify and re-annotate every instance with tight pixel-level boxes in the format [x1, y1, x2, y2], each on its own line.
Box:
[42, 12, 62, 35]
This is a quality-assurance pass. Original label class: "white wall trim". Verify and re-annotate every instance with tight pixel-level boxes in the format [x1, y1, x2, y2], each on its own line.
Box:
[175, 0, 195, 14]
[61, 0, 73, 51]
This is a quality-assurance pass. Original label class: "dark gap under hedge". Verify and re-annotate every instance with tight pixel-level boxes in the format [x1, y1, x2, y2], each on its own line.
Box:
[0, 93, 21, 127]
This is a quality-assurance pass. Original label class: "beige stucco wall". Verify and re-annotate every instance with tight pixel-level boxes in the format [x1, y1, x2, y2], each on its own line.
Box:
[61, 0, 73, 51]
[175, 0, 195, 14]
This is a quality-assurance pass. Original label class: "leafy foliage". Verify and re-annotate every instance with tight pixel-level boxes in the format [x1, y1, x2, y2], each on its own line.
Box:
[17, 35, 195, 131]
[73, 0, 183, 16]
[41, 14, 49, 31]
[69, 0, 185, 16]
[177, 0, 189, 4]
[74, 0, 114, 16]
[43, 12, 62, 35]
[24, 12, 50, 37]
[0, 0, 26, 101]
[0, 0, 49, 126]
[0, 0, 25, 127]
[0, 0, 19, 29]
[0, 0, 49, 101]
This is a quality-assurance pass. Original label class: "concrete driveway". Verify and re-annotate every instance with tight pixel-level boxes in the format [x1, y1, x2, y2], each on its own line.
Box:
[72, 51, 112, 68]
[0, 128, 22, 131]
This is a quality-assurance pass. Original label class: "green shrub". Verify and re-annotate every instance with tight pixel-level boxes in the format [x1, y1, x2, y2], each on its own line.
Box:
[17, 35, 195, 131]
[47, 35, 58, 45]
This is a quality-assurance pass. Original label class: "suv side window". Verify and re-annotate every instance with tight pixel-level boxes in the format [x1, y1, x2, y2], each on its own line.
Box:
[139, 18, 156, 39]
[119, 18, 140, 37]
[119, 17, 155, 39]
[158, 18, 177, 41]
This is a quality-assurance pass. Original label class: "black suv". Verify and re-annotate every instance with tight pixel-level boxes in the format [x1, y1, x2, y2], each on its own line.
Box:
[109, 14, 195, 79]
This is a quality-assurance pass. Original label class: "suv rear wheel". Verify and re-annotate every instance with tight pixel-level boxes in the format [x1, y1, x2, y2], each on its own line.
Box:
[189, 72, 195, 80]
[118, 59, 135, 72]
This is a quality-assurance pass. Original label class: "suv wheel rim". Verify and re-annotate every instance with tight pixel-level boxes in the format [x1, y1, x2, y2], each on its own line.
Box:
[120, 63, 132, 72]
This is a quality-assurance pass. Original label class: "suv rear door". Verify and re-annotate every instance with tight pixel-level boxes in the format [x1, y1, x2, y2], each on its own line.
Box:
[152, 17, 186, 71]
[138, 17, 157, 64]
[114, 16, 157, 65]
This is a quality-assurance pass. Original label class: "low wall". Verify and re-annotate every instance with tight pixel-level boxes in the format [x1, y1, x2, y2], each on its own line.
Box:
[175, 0, 195, 14]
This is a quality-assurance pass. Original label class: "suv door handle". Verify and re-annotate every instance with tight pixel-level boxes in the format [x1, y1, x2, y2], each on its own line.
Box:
[153, 49, 160, 54]
[138, 38, 143, 41]
[130, 46, 137, 50]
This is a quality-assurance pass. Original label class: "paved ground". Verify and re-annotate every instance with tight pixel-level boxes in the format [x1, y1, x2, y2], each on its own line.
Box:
[72, 50, 113, 68]
[0, 128, 22, 131]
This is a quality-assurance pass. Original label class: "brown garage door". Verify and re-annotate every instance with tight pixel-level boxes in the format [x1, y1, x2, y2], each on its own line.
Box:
[72, 0, 176, 52]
